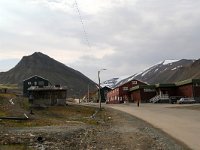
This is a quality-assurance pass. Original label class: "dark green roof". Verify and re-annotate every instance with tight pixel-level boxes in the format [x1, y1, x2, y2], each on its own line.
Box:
[175, 79, 200, 86]
[129, 79, 200, 92]
[155, 83, 176, 88]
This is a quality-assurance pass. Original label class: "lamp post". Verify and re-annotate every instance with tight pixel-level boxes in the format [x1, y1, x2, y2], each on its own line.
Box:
[98, 69, 106, 110]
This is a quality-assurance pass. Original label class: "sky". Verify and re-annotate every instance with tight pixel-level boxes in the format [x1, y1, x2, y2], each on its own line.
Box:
[0, 0, 200, 82]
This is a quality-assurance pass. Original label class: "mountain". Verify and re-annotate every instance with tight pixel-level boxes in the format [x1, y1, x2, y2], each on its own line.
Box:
[0, 52, 97, 97]
[134, 59, 196, 84]
[101, 75, 130, 88]
[102, 59, 200, 88]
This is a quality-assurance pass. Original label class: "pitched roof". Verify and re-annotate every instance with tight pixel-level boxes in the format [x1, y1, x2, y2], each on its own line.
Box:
[23, 75, 49, 82]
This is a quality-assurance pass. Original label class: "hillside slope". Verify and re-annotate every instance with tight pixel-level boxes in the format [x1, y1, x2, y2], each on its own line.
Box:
[0, 52, 97, 97]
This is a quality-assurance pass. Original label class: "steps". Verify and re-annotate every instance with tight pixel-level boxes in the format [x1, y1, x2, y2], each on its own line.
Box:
[149, 94, 169, 103]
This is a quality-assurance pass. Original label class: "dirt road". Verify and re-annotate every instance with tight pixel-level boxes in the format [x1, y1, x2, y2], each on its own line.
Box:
[0, 106, 189, 150]
[105, 103, 200, 150]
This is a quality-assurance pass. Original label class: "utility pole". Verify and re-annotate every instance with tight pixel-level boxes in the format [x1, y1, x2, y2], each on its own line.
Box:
[98, 69, 106, 110]
[87, 84, 90, 103]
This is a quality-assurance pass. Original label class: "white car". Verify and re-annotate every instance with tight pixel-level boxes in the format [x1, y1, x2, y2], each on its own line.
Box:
[177, 98, 196, 104]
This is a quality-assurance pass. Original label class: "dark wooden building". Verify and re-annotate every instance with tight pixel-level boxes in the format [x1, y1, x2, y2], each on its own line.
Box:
[100, 86, 112, 103]
[23, 75, 49, 96]
[87, 86, 111, 103]
[28, 86, 67, 106]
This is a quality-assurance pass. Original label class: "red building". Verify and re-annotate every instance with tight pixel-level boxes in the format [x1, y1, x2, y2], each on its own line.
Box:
[130, 85, 156, 103]
[106, 79, 147, 104]
[176, 79, 200, 100]
[130, 79, 200, 103]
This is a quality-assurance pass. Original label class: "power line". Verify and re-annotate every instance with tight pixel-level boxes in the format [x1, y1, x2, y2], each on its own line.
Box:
[74, 0, 91, 48]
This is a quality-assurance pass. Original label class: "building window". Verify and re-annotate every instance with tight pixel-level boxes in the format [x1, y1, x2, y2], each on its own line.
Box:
[132, 81, 137, 85]
[123, 87, 128, 91]
[144, 89, 156, 92]
[28, 82, 32, 85]
[34, 81, 37, 86]
[38, 81, 44, 86]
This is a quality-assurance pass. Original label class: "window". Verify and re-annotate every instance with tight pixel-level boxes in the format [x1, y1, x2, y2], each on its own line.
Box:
[38, 81, 44, 86]
[123, 87, 128, 91]
[28, 82, 32, 85]
[132, 81, 137, 85]
[144, 89, 156, 92]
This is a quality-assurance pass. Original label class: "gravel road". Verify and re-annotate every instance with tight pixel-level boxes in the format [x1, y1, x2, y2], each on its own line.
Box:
[106, 103, 200, 150]
[0, 106, 190, 150]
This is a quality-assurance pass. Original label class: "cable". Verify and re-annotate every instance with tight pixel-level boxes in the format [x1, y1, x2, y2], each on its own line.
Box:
[74, 0, 91, 48]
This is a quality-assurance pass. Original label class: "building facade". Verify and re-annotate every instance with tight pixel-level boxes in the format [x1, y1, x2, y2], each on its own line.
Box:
[107, 79, 147, 104]
[130, 79, 200, 103]
[23, 75, 49, 96]
[130, 85, 156, 103]
[28, 86, 67, 106]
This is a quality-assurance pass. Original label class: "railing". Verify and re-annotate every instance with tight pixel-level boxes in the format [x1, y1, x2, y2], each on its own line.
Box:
[149, 94, 169, 103]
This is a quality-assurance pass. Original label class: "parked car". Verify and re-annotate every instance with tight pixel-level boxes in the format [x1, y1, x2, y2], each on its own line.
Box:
[177, 98, 196, 104]
[169, 96, 182, 104]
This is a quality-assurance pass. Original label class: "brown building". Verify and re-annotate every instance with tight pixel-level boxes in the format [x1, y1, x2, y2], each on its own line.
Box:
[107, 79, 147, 104]
[130, 85, 156, 103]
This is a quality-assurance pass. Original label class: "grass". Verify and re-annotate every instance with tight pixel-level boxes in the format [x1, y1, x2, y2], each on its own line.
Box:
[0, 84, 18, 90]
[0, 104, 101, 127]
[0, 93, 105, 127]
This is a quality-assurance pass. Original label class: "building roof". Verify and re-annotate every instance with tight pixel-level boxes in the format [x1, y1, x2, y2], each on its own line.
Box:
[23, 75, 49, 82]
[175, 79, 200, 86]
[28, 86, 67, 91]
[155, 83, 176, 88]
[116, 79, 147, 88]
[128, 78, 200, 92]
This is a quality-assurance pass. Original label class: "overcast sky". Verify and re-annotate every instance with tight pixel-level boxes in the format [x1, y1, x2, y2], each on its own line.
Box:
[0, 0, 200, 82]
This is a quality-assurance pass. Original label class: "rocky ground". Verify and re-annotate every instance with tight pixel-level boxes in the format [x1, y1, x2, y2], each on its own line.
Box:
[0, 106, 190, 150]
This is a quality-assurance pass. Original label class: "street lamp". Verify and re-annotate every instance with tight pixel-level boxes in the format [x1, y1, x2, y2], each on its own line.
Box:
[98, 69, 106, 110]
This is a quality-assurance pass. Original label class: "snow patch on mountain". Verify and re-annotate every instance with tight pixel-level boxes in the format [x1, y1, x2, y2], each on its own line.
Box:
[162, 60, 179, 65]
[101, 75, 129, 88]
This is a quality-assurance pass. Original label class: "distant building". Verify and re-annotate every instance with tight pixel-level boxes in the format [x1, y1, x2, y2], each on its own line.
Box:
[23, 75, 49, 96]
[28, 86, 67, 106]
[107, 79, 147, 104]
[82, 86, 111, 103]
[100, 86, 112, 103]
